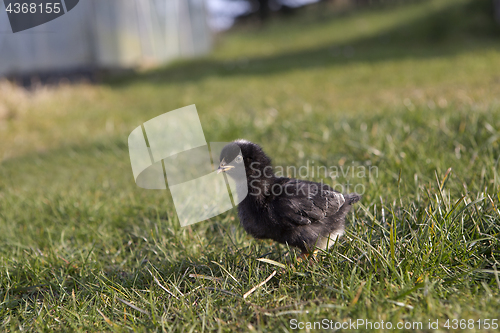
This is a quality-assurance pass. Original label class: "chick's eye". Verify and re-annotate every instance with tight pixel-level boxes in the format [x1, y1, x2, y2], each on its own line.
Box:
[235, 155, 243, 163]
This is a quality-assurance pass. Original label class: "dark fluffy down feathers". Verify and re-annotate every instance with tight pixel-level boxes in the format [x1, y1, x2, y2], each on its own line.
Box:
[219, 140, 361, 254]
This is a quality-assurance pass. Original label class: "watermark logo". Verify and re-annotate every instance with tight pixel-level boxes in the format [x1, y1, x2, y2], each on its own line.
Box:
[128, 105, 248, 227]
[3, 0, 79, 33]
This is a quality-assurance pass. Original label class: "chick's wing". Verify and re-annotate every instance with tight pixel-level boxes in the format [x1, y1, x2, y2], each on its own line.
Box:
[271, 179, 345, 227]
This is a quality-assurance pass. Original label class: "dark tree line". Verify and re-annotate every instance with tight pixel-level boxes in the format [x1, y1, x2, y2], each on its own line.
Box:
[240, 0, 426, 22]
[235, 0, 500, 25]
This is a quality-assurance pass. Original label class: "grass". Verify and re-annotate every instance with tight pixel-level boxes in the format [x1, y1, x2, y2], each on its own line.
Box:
[1, 0, 500, 331]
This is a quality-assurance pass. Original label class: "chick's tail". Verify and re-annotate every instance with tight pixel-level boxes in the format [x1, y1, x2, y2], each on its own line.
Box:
[346, 193, 361, 205]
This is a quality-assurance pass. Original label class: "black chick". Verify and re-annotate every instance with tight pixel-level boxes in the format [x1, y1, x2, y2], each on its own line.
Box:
[218, 140, 361, 257]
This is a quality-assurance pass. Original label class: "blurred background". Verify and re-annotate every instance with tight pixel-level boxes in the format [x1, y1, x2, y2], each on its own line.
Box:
[3, 0, 498, 81]
[1, 0, 500, 330]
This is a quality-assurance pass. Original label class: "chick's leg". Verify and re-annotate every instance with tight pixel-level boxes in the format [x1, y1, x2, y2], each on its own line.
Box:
[296, 250, 319, 263]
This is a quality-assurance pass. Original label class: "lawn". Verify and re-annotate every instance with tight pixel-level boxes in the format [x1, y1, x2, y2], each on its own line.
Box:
[1, 0, 500, 331]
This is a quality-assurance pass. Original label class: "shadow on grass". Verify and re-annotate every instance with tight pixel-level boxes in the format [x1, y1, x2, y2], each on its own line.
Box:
[105, 0, 500, 87]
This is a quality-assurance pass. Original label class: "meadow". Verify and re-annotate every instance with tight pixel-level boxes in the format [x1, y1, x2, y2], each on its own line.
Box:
[1, 0, 500, 331]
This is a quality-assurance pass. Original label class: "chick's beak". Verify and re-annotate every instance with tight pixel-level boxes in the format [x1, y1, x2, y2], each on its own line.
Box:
[217, 164, 235, 174]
